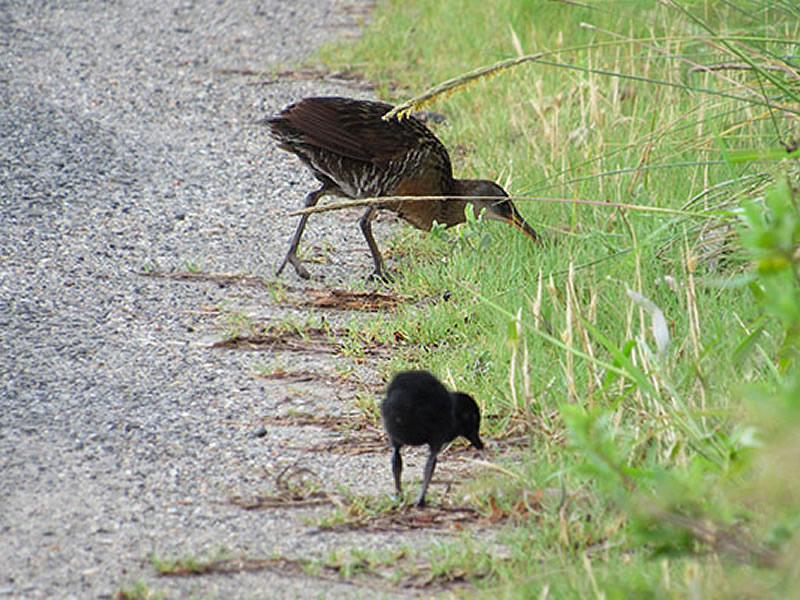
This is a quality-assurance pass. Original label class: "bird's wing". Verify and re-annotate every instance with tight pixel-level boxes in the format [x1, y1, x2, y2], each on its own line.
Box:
[277, 97, 431, 163]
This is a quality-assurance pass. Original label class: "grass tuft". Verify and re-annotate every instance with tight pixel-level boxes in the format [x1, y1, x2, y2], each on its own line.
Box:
[311, 0, 800, 596]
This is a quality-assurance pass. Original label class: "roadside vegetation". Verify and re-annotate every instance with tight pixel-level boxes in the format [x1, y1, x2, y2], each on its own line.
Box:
[315, 0, 800, 597]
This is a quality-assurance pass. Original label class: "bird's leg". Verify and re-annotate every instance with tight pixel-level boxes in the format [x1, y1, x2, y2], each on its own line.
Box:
[414, 446, 439, 508]
[359, 206, 391, 282]
[391, 444, 403, 501]
[276, 186, 327, 279]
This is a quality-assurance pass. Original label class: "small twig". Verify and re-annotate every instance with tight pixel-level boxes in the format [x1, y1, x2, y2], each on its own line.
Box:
[384, 53, 545, 119]
[287, 195, 698, 217]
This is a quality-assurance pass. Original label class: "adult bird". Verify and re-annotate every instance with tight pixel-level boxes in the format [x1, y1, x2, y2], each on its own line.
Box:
[265, 96, 542, 280]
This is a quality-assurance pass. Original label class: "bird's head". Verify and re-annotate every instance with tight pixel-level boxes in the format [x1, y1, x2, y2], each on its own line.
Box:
[452, 179, 541, 245]
[452, 392, 484, 450]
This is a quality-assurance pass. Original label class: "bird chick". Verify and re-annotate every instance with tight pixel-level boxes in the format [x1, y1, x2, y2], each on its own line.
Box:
[381, 370, 484, 507]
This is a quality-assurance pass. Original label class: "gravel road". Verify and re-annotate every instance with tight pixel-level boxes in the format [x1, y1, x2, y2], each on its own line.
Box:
[0, 2, 473, 598]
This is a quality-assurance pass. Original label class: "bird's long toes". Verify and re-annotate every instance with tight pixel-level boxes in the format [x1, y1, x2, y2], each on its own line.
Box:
[290, 258, 311, 280]
[367, 269, 393, 284]
[277, 253, 312, 280]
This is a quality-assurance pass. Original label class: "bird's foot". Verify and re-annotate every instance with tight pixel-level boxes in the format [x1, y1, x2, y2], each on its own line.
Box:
[276, 254, 311, 280]
[412, 496, 428, 508]
[367, 269, 393, 284]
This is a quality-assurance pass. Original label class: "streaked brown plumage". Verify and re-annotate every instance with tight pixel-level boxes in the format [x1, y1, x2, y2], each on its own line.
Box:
[265, 96, 541, 280]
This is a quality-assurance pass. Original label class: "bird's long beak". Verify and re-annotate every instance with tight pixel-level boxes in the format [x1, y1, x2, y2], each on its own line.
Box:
[480, 199, 543, 245]
[508, 205, 542, 246]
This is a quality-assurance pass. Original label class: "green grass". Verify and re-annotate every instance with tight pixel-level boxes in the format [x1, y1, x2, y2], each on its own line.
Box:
[312, 0, 800, 597]
[115, 581, 166, 600]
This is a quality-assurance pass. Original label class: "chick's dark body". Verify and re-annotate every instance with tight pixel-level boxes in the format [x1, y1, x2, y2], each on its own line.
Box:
[381, 370, 483, 506]
[382, 371, 456, 448]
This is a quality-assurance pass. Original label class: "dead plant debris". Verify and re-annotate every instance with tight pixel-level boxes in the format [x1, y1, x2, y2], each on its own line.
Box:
[327, 491, 542, 534]
[325, 504, 486, 534]
[304, 288, 411, 312]
[213, 330, 335, 353]
[156, 555, 303, 577]
[138, 269, 271, 290]
[214, 66, 377, 90]
[214, 325, 391, 356]
[260, 411, 370, 430]
[229, 465, 337, 510]
[401, 565, 490, 590]
[139, 269, 411, 312]
[153, 551, 483, 595]
[226, 463, 511, 534]
[152, 553, 488, 598]
[255, 368, 348, 385]
[295, 433, 387, 456]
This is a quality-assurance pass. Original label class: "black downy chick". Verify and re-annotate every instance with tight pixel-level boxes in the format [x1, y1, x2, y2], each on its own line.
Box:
[381, 370, 484, 507]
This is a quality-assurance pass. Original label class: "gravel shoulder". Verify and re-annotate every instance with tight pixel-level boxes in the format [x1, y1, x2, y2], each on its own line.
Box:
[1, 2, 483, 598]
